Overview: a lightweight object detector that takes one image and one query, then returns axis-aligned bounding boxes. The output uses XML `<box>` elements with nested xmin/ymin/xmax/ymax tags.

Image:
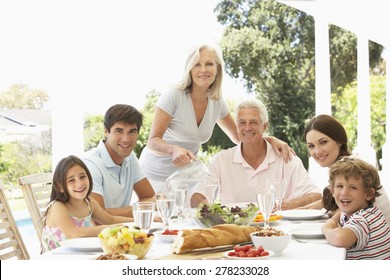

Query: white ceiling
<box><xmin>277</xmin><ymin>0</ymin><xmax>389</xmax><ymax>47</ymax></box>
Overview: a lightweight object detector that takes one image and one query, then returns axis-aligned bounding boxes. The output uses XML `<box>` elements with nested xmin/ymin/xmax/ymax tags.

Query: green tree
<box><xmin>332</xmin><ymin>75</ymin><xmax>386</xmax><ymax>167</ymax></box>
<box><xmin>329</xmin><ymin>28</ymin><xmax>383</xmax><ymax>96</ymax></box>
<box><xmin>0</xmin><ymin>137</ymin><xmax>51</xmax><ymax>187</ymax></box>
<box><xmin>0</xmin><ymin>83</ymin><xmax>49</xmax><ymax>109</ymax></box>
<box><xmin>0</xmin><ymin>83</ymin><xmax>51</xmax><ymax>188</ymax></box>
<box><xmin>137</xmin><ymin>90</ymin><xmax>161</xmax><ymax>156</ymax></box>
<box><xmin>216</xmin><ymin>0</ymin><xmax>316</xmax><ymax>164</ymax></box>
<box><xmin>203</xmin><ymin>98</ymin><xmax>236</xmax><ymax>153</ymax></box>
<box><xmin>214</xmin><ymin>0</ymin><xmax>383</xmax><ymax>167</ymax></box>
<box><xmin>84</xmin><ymin>115</ymin><xmax>104</xmax><ymax>151</ymax></box>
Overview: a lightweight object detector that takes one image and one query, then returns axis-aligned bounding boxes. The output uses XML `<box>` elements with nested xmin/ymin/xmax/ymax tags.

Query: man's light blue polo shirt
<box><xmin>82</xmin><ymin>140</ymin><xmax>145</xmax><ymax>208</ymax></box>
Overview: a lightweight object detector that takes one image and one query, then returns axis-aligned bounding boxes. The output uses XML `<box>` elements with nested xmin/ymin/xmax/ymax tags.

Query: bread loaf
<box><xmin>171</xmin><ymin>224</ymin><xmax>261</xmax><ymax>254</ymax></box>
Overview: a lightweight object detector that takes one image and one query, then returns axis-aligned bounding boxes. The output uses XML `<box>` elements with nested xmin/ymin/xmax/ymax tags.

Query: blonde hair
<box><xmin>328</xmin><ymin>156</ymin><xmax>382</xmax><ymax>204</ymax></box>
<box><xmin>176</xmin><ymin>42</ymin><xmax>224</xmax><ymax>100</ymax></box>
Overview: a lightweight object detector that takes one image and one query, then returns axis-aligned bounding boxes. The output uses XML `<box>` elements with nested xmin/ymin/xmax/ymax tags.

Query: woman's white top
<box><xmin>140</xmin><ymin>88</ymin><xmax>229</xmax><ymax>182</ymax></box>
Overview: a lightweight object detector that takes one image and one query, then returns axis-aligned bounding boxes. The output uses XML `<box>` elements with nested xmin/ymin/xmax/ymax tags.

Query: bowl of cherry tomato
<box><xmin>223</xmin><ymin>244</ymin><xmax>273</xmax><ymax>259</ymax></box>
<box><xmin>154</xmin><ymin>229</ymin><xmax>179</xmax><ymax>243</ymax></box>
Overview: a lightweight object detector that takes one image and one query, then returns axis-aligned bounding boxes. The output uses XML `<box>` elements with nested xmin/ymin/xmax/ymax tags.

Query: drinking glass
<box><xmin>174</xmin><ymin>185</ymin><xmax>188</xmax><ymax>222</ymax></box>
<box><xmin>266</xmin><ymin>178</ymin><xmax>287</xmax><ymax>214</ymax></box>
<box><xmin>155</xmin><ymin>192</ymin><xmax>176</xmax><ymax>230</ymax></box>
<box><xmin>204</xmin><ymin>176</ymin><xmax>220</xmax><ymax>203</ymax></box>
<box><xmin>132</xmin><ymin>201</ymin><xmax>155</xmax><ymax>231</ymax></box>
<box><xmin>256</xmin><ymin>184</ymin><xmax>276</xmax><ymax>229</ymax></box>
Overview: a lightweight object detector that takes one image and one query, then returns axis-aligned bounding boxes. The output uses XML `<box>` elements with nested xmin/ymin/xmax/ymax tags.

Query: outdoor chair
<box><xmin>17</xmin><ymin>173</ymin><xmax>53</xmax><ymax>242</ymax></box>
<box><xmin>0</xmin><ymin>181</ymin><xmax>30</xmax><ymax>260</ymax></box>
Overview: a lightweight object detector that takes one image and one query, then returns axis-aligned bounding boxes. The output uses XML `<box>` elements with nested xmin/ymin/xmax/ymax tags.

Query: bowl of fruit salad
<box><xmin>98</xmin><ymin>225</ymin><xmax>154</xmax><ymax>259</ymax></box>
<box><xmin>193</xmin><ymin>202</ymin><xmax>259</xmax><ymax>228</ymax></box>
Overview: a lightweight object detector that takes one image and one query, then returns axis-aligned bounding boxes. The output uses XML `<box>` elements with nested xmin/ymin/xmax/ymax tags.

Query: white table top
<box><xmin>33</xmin><ymin>217</ymin><xmax>346</xmax><ymax>260</ymax></box>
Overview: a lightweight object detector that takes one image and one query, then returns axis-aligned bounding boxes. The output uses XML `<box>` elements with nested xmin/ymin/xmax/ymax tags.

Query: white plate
<box><xmin>290</xmin><ymin>224</ymin><xmax>325</xmax><ymax>239</ymax></box>
<box><xmin>223</xmin><ymin>250</ymin><xmax>274</xmax><ymax>260</ymax></box>
<box><xmin>251</xmin><ymin>219</ymin><xmax>282</xmax><ymax>226</ymax></box>
<box><xmin>90</xmin><ymin>253</ymin><xmax>138</xmax><ymax>260</ymax></box>
<box><xmin>280</xmin><ymin>209</ymin><xmax>326</xmax><ymax>220</ymax></box>
<box><xmin>60</xmin><ymin>237</ymin><xmax>101</xmax><ymax>251</ymax></box>
<box><xmin>154</xmin><ymin>230</ymin><xmax>178</xmax><ymax>243</ymax></box>
<box><xmin>250</xmin><ymin>221</ymin><xmax>281</xmax><ymax>227</ymax></box>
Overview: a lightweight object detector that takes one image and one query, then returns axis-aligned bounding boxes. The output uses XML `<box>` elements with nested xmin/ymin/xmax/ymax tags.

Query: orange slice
<box><xmin>253</xmin><ymin>213</ymin><xmax>283</xmax><ymax>223</ymax></box>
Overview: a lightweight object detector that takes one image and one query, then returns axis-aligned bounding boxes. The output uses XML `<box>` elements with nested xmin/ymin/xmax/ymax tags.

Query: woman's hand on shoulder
<box><xmin>265</xmin><ymin>136</ymin><xmax>295</xmax><ymax>162</ymax></box>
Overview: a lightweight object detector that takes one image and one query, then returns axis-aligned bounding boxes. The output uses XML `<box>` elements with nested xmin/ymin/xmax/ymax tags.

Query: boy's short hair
<box><xmin>328</xmin><ymin>156</ymin><xmax>382</xmax><ymax>204</ymax></box>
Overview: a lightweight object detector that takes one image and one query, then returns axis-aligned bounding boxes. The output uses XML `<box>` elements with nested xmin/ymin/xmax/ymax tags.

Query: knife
<box><xmin>189</xmin><ymin>241</ymin><xmax>253</xmax><ymax>255</ymax></box>
<box><xmin>148</xmin><ymin>227</ymin><xmax>164</xmax><ymax>234</ymax></box>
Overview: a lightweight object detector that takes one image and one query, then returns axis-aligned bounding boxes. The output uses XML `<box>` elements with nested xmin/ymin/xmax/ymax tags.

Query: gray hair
<box><xmin>176</xmin><ymin>42</ymin><xmax>224</xmax><ymax>100</ymax></box>
<box><xmin>235</xmin><ymin>98</ymin><xmax>269</xmax><ymax>124</ymax></box>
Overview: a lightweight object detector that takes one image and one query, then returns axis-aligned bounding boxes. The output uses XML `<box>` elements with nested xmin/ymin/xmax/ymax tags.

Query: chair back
<box><xmin>17</xmin><ymin>173</ymin><xmax>53</xmax><ymax>242</ymax></box>
<box><xmin>0</xmin><ymin>181</ymin><xmax>30</xmax><ymax>260</ymax></box>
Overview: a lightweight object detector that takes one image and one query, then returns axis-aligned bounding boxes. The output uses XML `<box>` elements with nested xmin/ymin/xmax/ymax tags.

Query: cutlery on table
<box><xmin>189</xmin><ymin>241</ymin><xmax>253</xmax><ymax>255</ymax></box>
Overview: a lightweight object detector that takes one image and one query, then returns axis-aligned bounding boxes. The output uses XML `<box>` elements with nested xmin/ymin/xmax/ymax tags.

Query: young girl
<box><xmin>322</xmin><ymin>156</ymin><xmax>390</xmax><ymax>259</ymax></box>
<box><xmin>41</xmin><ymin>155</ymin><xmax>134</xmax><ymax>252</ymax></box>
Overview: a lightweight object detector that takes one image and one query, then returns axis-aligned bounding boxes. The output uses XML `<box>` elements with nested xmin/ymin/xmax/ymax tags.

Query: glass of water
<box><xmin>256</xmin><ymin>184</ymin><xmax>275</xmax><ymax>229</ymax></box>
<box><xmin>204</xmin><ymin>176</ymin><xmax>220</xmax><ymax>203</ymax></box>
<box><xmin>132</xmin><ymin>201</ymin><xmax>155</xmax><ymax>232</ymax></box>
<box><xmin>174</xmin><ymin>185</ymin><xmax>188</xmax><ymax>222</ymax></box>
<box><xmin>266</xmin><ymin>178</ymin><xmax>287</xmax><ymax>214</ymax></box>
<box><xmin>155</xmin><ymin>192</ymin><xmax>176</xmax><ymax>230</ymax></box>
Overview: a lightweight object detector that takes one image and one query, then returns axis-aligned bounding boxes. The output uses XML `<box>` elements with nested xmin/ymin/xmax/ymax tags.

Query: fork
<box><xmin>292</xmin><ymin>236</ymin><xmax>308</xmax><ymax>243</ymax></box>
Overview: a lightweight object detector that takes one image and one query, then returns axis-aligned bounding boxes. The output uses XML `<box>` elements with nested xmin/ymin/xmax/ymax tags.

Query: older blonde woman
<box><xmin>139</xmin><ymin>42</ymin><xmax>293</xmax><ymax>193</ymax></box>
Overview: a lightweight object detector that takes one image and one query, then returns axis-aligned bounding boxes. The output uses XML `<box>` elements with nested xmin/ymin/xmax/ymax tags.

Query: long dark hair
<box><xmin>304</xmin><ymin>114</ymin><xmax>351</xmax><ymax>160</ymax></box>
<box><xmin>41</xmin><ymin>155</ymin><xmax>93</xmax><ymax>253</ymax></box>
<box><xmin>49</xmin><ymin>155</ymin><xmax>93</xmax><ymax>203</ymax></box>
<box><xmin>304</xmin><ymin>114</ymin><xmax>352</xmax><ymax>212</ymax></box>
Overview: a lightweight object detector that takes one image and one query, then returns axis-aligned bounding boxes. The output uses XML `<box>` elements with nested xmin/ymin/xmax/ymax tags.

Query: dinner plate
<box><xmin>290</xmin><ymin>224</ymin><xmax>325</xmax><ymax>239</ymax></box>
<box><xmin>60</xmin><ymin>237</ymin><xmax>101</xmax><ymax>251</ymax></box>
<box><xmin>223</xmin><ymin>250</ymin><xmax>274</xmax><ymax>260</ymax></box>
<box><xmin>250</xmin><ymin>220</ymin><xmax>281</xmax><ymax>226</ymax></box>
<box><xmin>90</xmin><ymin>253</ymin><xmax>138</xmax><ymax>260</ymax></box>
<box><xmin>279</xmin><ymin>209</ymin><xmax>326</xmax><ymax>220</ymax></box>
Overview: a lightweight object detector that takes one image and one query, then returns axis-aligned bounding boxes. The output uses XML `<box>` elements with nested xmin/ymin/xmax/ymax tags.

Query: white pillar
<box><xmin>380</xmin><ymin>43</ymin><xmax>390</xmax><ymax>195</ymax></box>
<box><xmin>315</xmin><ymin>15</ymin><xmax>332</xmax><ymax>115</ymax></box>
<box><xmin>353</xmin><ymin>35</ymin><xmax>377</xmax><ymax>166</ymax></box>
<box><xmin>51</xmin><ymin>88</ymin><xmax>84</xmax><ymax>169</ymax></box>
<box><xmin>309</xmin><ymin>15</ymin><xmax>332</xmax><ymax>186</ymax></box>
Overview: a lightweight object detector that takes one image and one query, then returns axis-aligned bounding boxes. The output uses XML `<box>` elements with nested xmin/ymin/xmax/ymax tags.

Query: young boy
<box><xmin>322</xmin><ymin>156</ymin><xmax>390</xmax><ymax>259</ymax></box>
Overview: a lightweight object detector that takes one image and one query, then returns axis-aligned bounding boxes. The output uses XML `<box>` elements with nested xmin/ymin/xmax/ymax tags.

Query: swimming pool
<box><xmin>16</xmin><ymin>218</ymin><xmax>41</xmax><ymax>257</ymax></box>
<box><xmin>16</xmin><ymin>218</ymin><xmax>35</xmax><ymax>234</ymax></box>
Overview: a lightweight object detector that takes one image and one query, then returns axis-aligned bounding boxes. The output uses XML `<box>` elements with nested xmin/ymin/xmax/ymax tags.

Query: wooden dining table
<box><xmin>32</xmin><ymin>210</ymin><xmax>346</xmax><ymax>261</ymax></box>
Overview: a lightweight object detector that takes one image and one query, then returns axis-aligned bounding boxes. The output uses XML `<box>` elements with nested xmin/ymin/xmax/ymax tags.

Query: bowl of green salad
<box><xmin>193</xmin><ymin>202</ymin><xmax>259</xmax><ymax>228</ymax></box>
